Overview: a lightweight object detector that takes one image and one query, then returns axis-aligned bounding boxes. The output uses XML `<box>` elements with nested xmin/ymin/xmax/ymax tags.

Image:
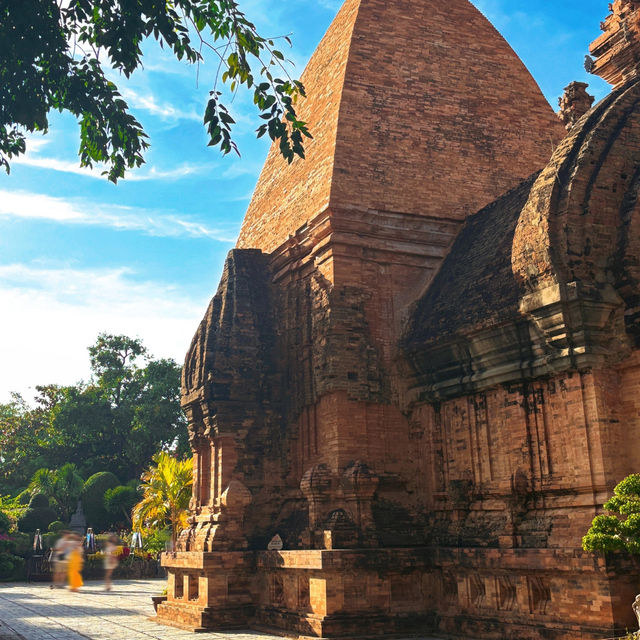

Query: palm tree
<box><xmin>132</xmin><ymin>452</ymin><xmax>193</xmax><ymax>546</ymax></box>
<box><xmin>28</xmin><ymin>468</ymin><xmax>56</xmax><ymax>499</ymax></box>
<box><xmin>28</xmin><ymin>465</ymin><xmax>84</xmax><ymax>522</ymax></box>
<box><xmin>53</xmin><ymin>463</ymin><xmax>84</xmax><ymax>522</ymax></box>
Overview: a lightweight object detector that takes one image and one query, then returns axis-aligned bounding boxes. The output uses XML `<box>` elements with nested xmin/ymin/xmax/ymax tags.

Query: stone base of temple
<box><xmin>155</xmin><ymin>602</ymin><xmax>256</xmax><ymax>632</ymax></box>
<box><xmin>156</xmin><ymin>549</ymin><xmax>638</xmax><ymax>639</ymax></box>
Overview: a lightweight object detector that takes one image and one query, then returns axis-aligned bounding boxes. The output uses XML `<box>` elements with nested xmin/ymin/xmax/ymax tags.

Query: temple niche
<box><xmin>157</xmin><ymin>1</ymin><xmax>640</xmax><ymax>639</ymax></box>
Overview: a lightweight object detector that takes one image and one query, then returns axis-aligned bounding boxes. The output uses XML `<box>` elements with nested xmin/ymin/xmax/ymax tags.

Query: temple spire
<box><xmin>557</xmin><ymin>81</ymin><xmax>595</xmax><ymax>130</ymax></box>
<box><xmin>589</xmin><ymin>0</ymin><xmax>640</xmax><ymax>87</ymax></box>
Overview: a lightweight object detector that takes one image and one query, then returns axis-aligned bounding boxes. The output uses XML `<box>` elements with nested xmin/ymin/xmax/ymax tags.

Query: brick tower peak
<box><xmin>237</xmin><ymin>0</ymin><xmax>565</xmax><ymax>255</ymax></box>
<box><xmin>557</xmin><ymin>81</ymin><xmax>595</xmax><ymax>130</ymax></box>
<box><xmin>589</xmin><ymin>0</ymin><xmax>640</xmax><ymax>87</ymax></box>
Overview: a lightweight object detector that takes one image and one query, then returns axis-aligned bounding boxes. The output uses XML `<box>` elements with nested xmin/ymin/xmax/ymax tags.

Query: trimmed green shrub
<box><xmin>11</xmin><ymin>532</ymin><xmax>31</xmax><ymax>556</ymax></box>
<box><xmin>17</xmin><ymin>506</ymin><xmax>57</xmax><ymax>533</ymax></box>
<box><xmin>81</xmin><ymin>472</ymin><xmax>119</xmax><ymax>531</ymax></box>
<box><xmin>0</xmin><ymin>531</ymin><xmax>29</xmax><ymax>580</ymax></box>
<box><xmin>583</xmin><ymin>473</ymin><xmax>640</xmax><ymax>554</ymax></box>
<box><xmin>0</xmin><ymin>511</ymin><xmax>11</xmax><ymax>534</ymax></box>
<box><xmin>0</xmin><ymin>552</ymin><xmax>24</xmax><ymax>580</ymax></box>
<box><xmin>104</xmin><ymin>485</ymin><xmax>136</xmax><ymax>525</ymax></box>
<box><xmin>42</xmin><ymin>532</ymin><xmax>60</xmax><ymax>549</ymax></box>
<box><xmin>48</xmin><ymin>520</ymin><xmax>65</xmax><ymax>533</ymax></box>
<box><xmin>28</xmin><ymin>493</ymin><xmax>50</xmax><ymax>510</ymax></box>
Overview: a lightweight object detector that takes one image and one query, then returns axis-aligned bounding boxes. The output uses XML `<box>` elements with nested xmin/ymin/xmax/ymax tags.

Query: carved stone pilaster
<box><xmin>341</xmin><ymin>461</ymin><xmax>379</xmax><ymax>545</ymax></box>
<box><xmin>192</xmin><ymin>480</ymin><xmax>253</xmax><ymax>552</ymax></box>
<box><xmin>300</xmin><ymin>463</ymin><xmax>333</xmax><ymax>531</ymax></box>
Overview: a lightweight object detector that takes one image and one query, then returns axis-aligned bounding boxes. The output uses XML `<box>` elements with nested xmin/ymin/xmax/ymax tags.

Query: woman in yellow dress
<box><xmin>67</xmin><ymin>534</ymin><xmax>84</xmax><ymax>591</ymax></box>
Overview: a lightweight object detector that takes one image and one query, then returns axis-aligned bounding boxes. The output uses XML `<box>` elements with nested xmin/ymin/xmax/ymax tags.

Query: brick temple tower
<box><xmin>157</xmin><ymin>1</ymin><xmax>640</xmax><ymax>638</ymax></box>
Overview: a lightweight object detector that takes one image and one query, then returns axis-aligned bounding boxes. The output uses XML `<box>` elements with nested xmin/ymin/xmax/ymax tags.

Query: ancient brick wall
<box><xmin>160</xmin><ymin>2</ymin><xmax>640</xmax><ymax>639</ymax></box>
<box><xmin>405</xmin><ymin>363</ymin><xmax>640</xmax><ymax>551</ymax></box>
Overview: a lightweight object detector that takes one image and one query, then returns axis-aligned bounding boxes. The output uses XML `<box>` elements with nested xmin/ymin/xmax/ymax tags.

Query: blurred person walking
<box><xmin>51</xmin><ymin>532</ymin><xmax>74</xmax><ymax>588</ymax></box>
<box><xmin>67</xmin><ymin>534</ymin><xmax>84</xmax><ymax>592</ymax></box>
<box><xmin>103</xmin><ymin>534</ymin><xmax>119</xmax><ymax>591</ymax></box>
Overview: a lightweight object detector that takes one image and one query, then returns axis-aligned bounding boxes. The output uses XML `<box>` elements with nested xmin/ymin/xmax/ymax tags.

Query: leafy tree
<box><xmin>17</xmin><ymin>497</ymin><xmax>58</xmax><ymax>533</ymax></box>
<box><xmin>86</xmin><ymin>334</ymin><xmax>188</xmax><ymax>477</ymax></box>
<box><xmin>130</xmin><ymin>358</ymin><xmax>191</xmax><ymax>463</ymax></box>
<box><xmin>0</xmin><ymin>495</ymin><xmax>25</xmax><ymax>547</ymax></box>
<box><xmin>0</xmin><ymin>0</ymin><xmax>310</xmax><ymax>181</ymax></box>
<box><xmin>0</xmin><ymin>395</ymin><xmax>51</xmax><ymax>490</ymax></box>
<box><xmin>132</xmin><ymin>452</ymin><xmax>193</xmax><ymax>546</ymax></box>
<box><xmin>22</xmin><ymin>465</ymin><xmax>83</xmax><ymax>523</ymax></box>
<box><xmin>0</xmin><ymin>334</ymin><xmax>187</xmax><ymax>487</ymax></box>
<box><xmin>41</xmin><ymin>385</ymin><xmax>115</xmax><ymax>477</ymax></box>
<box><xmin>89</xmin><ymin>334</ymin><xmax>146</xmax><ymax>408</ymax></box>
<box><xmin>583</xmin><ymin>474</ymin><xmax>640</xmax><ymax>554</ymax></box>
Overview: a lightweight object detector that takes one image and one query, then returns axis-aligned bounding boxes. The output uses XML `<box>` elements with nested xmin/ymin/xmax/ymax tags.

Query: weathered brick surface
<box><xmin>158</xmin><ymin>2</ymin><xmax>640</xmax><ymax>640</ymax></box>
<box><xmin>237</xmin><ymin>0</ymin><xmax>564</xmax><ymax>254</ymax></box>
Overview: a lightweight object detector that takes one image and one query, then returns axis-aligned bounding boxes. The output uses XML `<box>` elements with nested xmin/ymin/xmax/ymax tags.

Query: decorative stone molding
<box><xmin>589</xmin><ymin>0</ymin><xmax>640</xmax><ymax>87</ymax></box>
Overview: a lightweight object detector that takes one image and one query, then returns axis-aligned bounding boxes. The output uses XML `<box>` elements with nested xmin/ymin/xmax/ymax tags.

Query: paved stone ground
<box><xmin>0</xmin><ymin>580</ymin><xmax>449</xmax><ymax>640</ymax></box>
<box><xmin>0</xmin><ymin>579</ymin><xmax>283</xmax><ymax>640</ymax></box>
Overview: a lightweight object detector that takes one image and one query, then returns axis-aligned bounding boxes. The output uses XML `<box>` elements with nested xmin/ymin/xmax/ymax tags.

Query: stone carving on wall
<box><xmin>300</xmin><ymin>461</ymin><xmax>379</xmax><ymax>549</ymax></box>
<box><xmin>528</xmin><ymin>577</ymin><xmax>551</xmax><ymax>615</ymax></box>
<box><xmin>497</xmin><ymin>576</ymin><xmax>517</xmax><ymax>612</ymax></box>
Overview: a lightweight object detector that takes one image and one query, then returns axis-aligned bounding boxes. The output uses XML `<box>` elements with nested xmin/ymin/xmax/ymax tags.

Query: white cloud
<box><xmin>221</xmin><ymin>159</ymin><xmax>264</xmax><ymax>180</ymax></box>
<box><xmin>11</xmin><ymin>154</ymin><xmax>212</xmax><ymax>182</ymax></box>
<box><xmin>127</xmin><ymin>164</ymin><xmax>208</xmax><ymax>182</ymax></box>
<box><xmin>0</xmin><ymin>264</ymin><xmax>212</xmax><ymax>402</ymax></box>
<box><xmin>14</xmin><ymin>128</ymin><xmax>218</xmax><ymax>182</ymax></box>
<box><xmin>12</xmin><ymin>155</ymin><xmax>102</xmax><ymax>178</ymax></box>
<box><xmin>0</xmin><ymin>190</ymin><xmax>238</xmax><ymax>241</ymax></box>
<box><xmin>23</xmin><ymin>134</ymin><xmax>53</xmax><ymax>154</ymax></box>
<box><xmin>141</xmin><ymin>59</ymin><xmax>194</xmax><ymax>76</ymax></box>
<box><xmin>119</xmin><ymin>87</ymin><xmax>201</xmax><ymax>122</ymax></box>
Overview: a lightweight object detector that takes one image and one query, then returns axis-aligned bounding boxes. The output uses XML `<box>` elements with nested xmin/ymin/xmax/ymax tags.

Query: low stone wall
<box><xmin>157</xmin><ymin>548</ymin><xmax>639</xmax><ymax>640</ymax></box>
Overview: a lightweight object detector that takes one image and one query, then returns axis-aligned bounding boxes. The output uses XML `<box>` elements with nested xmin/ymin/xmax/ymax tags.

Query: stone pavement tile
<box><xmin>0</xmin><ymin>617</ymin><xmax>25</xmax><ymax>640</ymax></box>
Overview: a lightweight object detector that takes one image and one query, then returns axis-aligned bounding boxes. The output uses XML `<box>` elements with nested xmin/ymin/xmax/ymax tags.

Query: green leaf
<box><xmin>0</xmin><ymin>0</ymin><xmax>310</xmax><ymax>178</ymax></box>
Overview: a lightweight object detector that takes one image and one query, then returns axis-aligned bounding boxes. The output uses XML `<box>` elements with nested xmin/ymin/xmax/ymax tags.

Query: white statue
<box><xmin>633</xmin><ymin>594</ymin><xmax>640</xmax><ymax>632</ymax></box>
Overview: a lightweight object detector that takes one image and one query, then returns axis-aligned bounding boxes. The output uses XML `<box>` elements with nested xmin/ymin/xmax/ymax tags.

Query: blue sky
<box><xmin>0</xmin><ymin>1</ymin><xmax>612</xmax><ymax>401</ymax></box>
